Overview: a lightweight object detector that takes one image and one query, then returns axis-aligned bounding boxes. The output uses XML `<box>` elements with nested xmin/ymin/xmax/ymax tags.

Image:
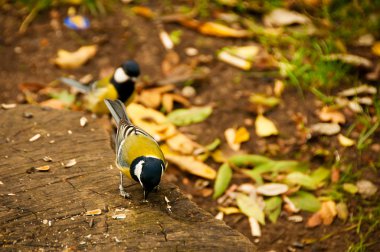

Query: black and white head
<box><xmin>130</xmin><ymin>156</ymin><xmax>165</xmax><ymax>200</ymax></box>
<box><xmin>112</xmin><ymin>60</ymin><xmax>140</xmax><ymax>85</ymax></box>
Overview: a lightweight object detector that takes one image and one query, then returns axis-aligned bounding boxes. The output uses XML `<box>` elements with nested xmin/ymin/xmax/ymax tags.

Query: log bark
<box><xmin>0</xmin><ymin>105</ymin><xmax>255</xmax><ymax>251</ymax></box>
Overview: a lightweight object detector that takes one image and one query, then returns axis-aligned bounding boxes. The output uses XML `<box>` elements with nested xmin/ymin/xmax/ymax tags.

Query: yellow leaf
<box><xmin>319</xmin><ymin>201</ymin><xmax>337</xmax><ymax>225</ymax></box>
<box><xmin>162</xmin><ymin>93</ymin><xmax>174</xmax><ymax>112</ymax></box>
<box><xmin>211</xmin><ymin>150</ymin><xmax>227</xmax><ymax>163</ymax></box>
<box><xmin>338</xmin><ymin>134</ymin><xmax>355</xmax><ymax>147</ymax></box>
<box><xmin>225</xmin><ymin>128</ymin><xmax>240</xmax><ymax>151</ymax></box>
<box><xmin>255</xmin><ymin>114</ymin><xmax>278</xmax><ymax>137</ymax></box>
<box><xmin>138</xmin><ymin>90</ymin><xmax>162</xmax><ymax>108</ymax></box>
<box><xmin>318</xmin><ymin>106</ymin><xmax>346</xmax><ymax>124</ymax></box>
<box><xmin>218</xmin><ymin>206</ymin><xmax>240</xmax><ymax>215</ymax></box>
<box><xmin>54</xmin><ymin>45</ymin><xmax>97</xmax><ymax>69</ymax></box>
<box><xmin>234</xmin><ymin>127</ymin><xmax>250</xmax><ymax>144</ymax></box>
<box><xmin>274</xmin><ymin>79</ymin><xmax>285</xmax><ymax>97</ymax></box>
<box><xmin>131</xmin><ymin>6</ymin><xmax>155</xmax><ymax>19</ymax></box>
<box><xmin>198</xmin><ymin>22</ymin><xmax>250</xmax><ymax>38</ymax></box>
<box><xmin>126</xmin><ymin>103</ymin><xmax>177</xmax><ymax>141</ymax></box>
<box><xmin>218</xmin><ymin>51</ymin><xmax>252</xmax><ymax>70</ymax></box>
<box><xmin>166</xmin><ymin>133</ymin><xmax>203</xmax><ymax>155</ymax></box>
<box><xmin>371</xmin><ymin>42</ymin><xmax>380</xmax><ymax>56</ymax></box>
<box><xmin>164</xmin><ymin>152</ymin><xmax>216</xmax><ymax>180</ymax></box>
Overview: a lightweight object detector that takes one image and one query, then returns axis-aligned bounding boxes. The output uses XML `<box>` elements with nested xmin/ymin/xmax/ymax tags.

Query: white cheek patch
<box><xmin>114</xmin><ymin>67</ymin><xmax>129</xmax><ymax>83</ymax></box>
<box><xmin>134</xmin><ymin>160</ymin><xmax>144</xmax><ymax>186</ymax></box>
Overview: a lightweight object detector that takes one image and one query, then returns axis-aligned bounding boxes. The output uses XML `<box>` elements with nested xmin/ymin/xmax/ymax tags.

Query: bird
<box><xmin>59</xmin><ymin>60</ymin><xmax>140</xmax><ymax>114</ymax></box>
<box><xmin>104</xmin><ymin>98</ymin><xmax>167</xmax><ymax>200</ymax></box>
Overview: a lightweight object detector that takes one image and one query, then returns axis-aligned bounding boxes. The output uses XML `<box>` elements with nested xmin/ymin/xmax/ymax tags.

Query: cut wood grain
<box><xmin>0</xmin><ymin>105</ymin><xmax>255</xmax><ymax>251</ymax></box>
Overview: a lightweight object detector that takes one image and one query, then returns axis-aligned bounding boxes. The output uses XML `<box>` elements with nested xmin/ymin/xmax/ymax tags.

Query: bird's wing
<box><xmin>59</xmin><ymin>77</ymin><xmax>92</xmax><ymax>93</ymax></box>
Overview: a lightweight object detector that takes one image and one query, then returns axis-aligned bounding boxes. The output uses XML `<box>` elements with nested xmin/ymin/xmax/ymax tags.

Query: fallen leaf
<box><xmin>162</xmin><ymin>94</ymin><xmax>174</xmax><ymax>112</ymax></box>
<box><xmin>225</xmin><ymin>128</ymin><xmax>240</xmax><ymax>151</ymax></box>
<box><xmin>338</xmin><ymin>134</ymin><xmax>355</xmax><ymax>147</ymax></box>
<box><xmin>323</xmin><ymin>54</ymin><xmax>373</xmax><ymax>68</ymax></box>
<box><xmin>164</xmin><ymin>152</ymin><xmax>216</xmax><ymax>180</ymax></box>
<box><xmin>255</xmin><ymin>114</ymin><xmax>279</xmax><ymax>137</ymax></box>
<box><xmin>218</xmin><ymin>206</ymin><xmax>240</xmax><ymax>215</ymax></box>
<box><xmin>310</xmin><ymin>123</ymin><xmax>341</xmax><ymax>136</ymax></box>
<box><xmin>131</xmin><ymin>6</ymin><xmax>155</xmax><ymax>19</ymax></box>
<box><xmin>256</xmin><ymin>183</ymin><xmax>289</xmax><ymax>196</ymax></box>
<box><xmin>318</xmin><ymin>106</ymin><xmax>346</xmax><ymax>124</ymax></box>
<box><xmin>166</xmin><ymin>133</ymin><xmax>202</xmax><ymax>155</ymax></box>
<box><xmin>249</xmin><ymin>94</ymin><xmax>280</xmax><ymax>108</ymax></box>
<box><xmin>356</xmin><ymin>179</ymin><xmax>378</xmax><ymax>198</ymax></box>
<box><xmin>218</xmin><ymin>51</ymin><xmax>252</xmax><ymax>70</ymax></box>
<box><xmin>85</xmin><ymin>209</ymin><xmax>102</xmax><ymax>216</ymax></box>
<box><xmin>338</xmin><ymin>84</ymin><xmax>377</xmax><ymax>97</ymax></box>
<box><xmin>236</xmin><ymin>193</ymin><xmax>265</xmax><ymax>224</ymax></box>
<box><xmin>167</xmin><ymin>106</ymin><xmax>212</xmax><ymax>126</ymax></box>
<box><xmin>127</xmin><ymin>103</ymin><xmax>177</xmax><ymax>141</ymax></box>
<box><xmin>226</xmin><ymin>45</ymin><xmax>260</xmax><ymax>61</ymax></box>
<box><xmin>372</xmin><ymin>41</ymin><xmax>380</xmax><ymax>56</ymax></box>
<box><xmin>63</xmin><ymin>159</ymin><xmax>77</xmax><ymax>168</ymax></box>
<box><xmin>264</xmin><ymin>196</ymin><xmax>282</xmax><ymax>223</ymax></box>
<box><xmin>215</xmin><ymin>212</ymin><xmax>224</xmax><ymax>220</ymax></box>
<box><xmin>263</xmin><ymin>8</ymin><xmax>311</xmax><ymax>27</ymax></box>
<box><xmin>50</xmin><ymin>90</ymin><xmax>76</xmax><ymax>106</ymax></box>
<box><xmin>1</xmin><ymin>103</ymin><xmax>17</xmax><ymax>110</ymax></box>
<box><xmin>274</xmin><ymin>79</ymin><xmax>285</xmax><ymax>97</ymax></box>
<box><xmin>234</xmin><ymin>127</ymin><xmax>250</xmax><ymax>144</ymax></box>
<box><xmin>198</xmin><ymin>22</ymin><xmax>250</xmax><ymax>38</ymax></box>
<box><xmin>211</xmin><ymin>150</ymin><xmax>227</xmax><ymax>163</ymax></box>
<box><xmin>29</xmin><ymin>134</ymin><xmax>41</xmax><ymax>142</ymax></box>
<box><xmin>39</xmin><ymin>99</ymin><xmax>66</xmax><ymax>110</ymax></box>
<box><xmin>343</xmin><ymin>183</ymin><xmax>358</xmax><ymax>194</ymax></box>
<box><xmin>331</xmin><ymin>167</ymin><xmax>340</xmax><ymax>183</ymax></box>
<box><xmin>139</xmin><ymin>90</ymin><xmax>162</xmax><ymax>109</ymax></box>
<box><xmin>336</xmin><ymin>202</ymin><xmax>349</xmax><ymax>221</ymax></box>
<box><xmin>213</xmin><ymin>163</ymin><xmax>232</xmax><ymax>199</ymax></box>
<box><xmin>159</xmin><ymin>29</ymin><xmax>174</xmax><ymax>50</ymax></box>
<box><xmin>318</xmin><ymin>201</ymin><xmax>337</xmax><ymax>225</ymax></box>
<box><xmin>310</xmin><ymin>167</ymin><xmax>330</xmax><ymax>187</ymax></box>
<box><xmin>283</xmin><ymin>196</ymin><xmax>300</xmax><ymax>213</ymax></box>
<box><xmin>286</xmin><ymin>172</ymin><xmax>317</xmax><ymax>190</ymax></box>
<box><xmin>288</xmin><ymin>191</ymin><xmax>321</xmax><ymax>212</ymax></box>
<box><xmin>54</xmin><ymin>45</ymin><xmax>98</xmax><ymax>69</ymax></box>
<box><xmin>205</xmin><ymin>138</ymin><xmax>221</xmax><ymax>151</ymax></box>
<box><xmin>35</xmin><ymin>165</ymin><xmax>50</xmax><ymax>172</ymax></box>
<box><xmin>249</xmin><ymin>217</ymin><xmax>261</xmax><ymax>237</ymax></box>
<box><xmin>306</xmin><ymin>212</ymin><xmax>322</xmax><ymax>228</ymax></box>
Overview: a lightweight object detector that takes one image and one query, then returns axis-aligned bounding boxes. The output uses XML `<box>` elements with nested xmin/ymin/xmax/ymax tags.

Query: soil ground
<box><xmin>1</xmin><ymin>2</ymin><xmax>379</xmax><ymax>251</ymax></box>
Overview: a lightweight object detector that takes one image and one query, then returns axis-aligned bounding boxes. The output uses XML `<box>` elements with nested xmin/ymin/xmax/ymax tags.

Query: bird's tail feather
<box><xmin>59</xmin><ymin>77</ymin><xmax>91</xmax><ymax>93</ymax></box>
<box><xmin>104</xmin><ymin>99</ymin><xmax>131</xmax><ymax>125</ymax></box>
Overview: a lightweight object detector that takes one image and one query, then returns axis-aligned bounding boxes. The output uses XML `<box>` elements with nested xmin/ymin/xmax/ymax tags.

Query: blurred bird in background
<box><xmin>59</xmin><ymin>60</ymin><xmax>140</xmax><ymax>114</ymax></box>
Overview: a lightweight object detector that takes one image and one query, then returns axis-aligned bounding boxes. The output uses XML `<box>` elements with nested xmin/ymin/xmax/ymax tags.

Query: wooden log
<box><xmin>0</xmin><ymin>105</ymin><xmax>256</xmax><ymax>251</ymax></box>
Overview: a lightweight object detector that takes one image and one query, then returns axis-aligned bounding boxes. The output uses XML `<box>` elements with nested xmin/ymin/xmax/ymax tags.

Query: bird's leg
<box><xmin>119</xmin><ymin>172</ymin><xmax>131</xmax><ymax>198</ymax></box>
<box><xmin>153</xmin><ymin>185</ymin><xmax>160</xmax><ymax>192</ymax></box>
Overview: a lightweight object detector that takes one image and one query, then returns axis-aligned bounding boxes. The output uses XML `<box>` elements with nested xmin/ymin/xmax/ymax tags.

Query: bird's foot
<box><xmin>119</xmin><ymin>185</ymin><xmax>131</xmax><ymax>199</ymax></box>
<box><xmin>153</xmin><ymin>185</ymin><xmax>160</xmax><ymax>192</ymax></box>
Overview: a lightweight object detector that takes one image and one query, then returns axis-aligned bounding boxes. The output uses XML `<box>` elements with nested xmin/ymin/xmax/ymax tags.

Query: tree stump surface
<box><xmin>0</xmin><ymin>105</ymin><xmax>255</xmax><ymax>251</ymax></box>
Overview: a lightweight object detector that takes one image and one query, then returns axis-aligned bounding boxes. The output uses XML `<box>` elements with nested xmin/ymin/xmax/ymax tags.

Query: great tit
<box><xmin>104</xmin><ymin>99</ymin><xmax>167</xmax><ymax>200</ymax></box>
<box><xmin>59</xmin><ymin>60</ymin><xmax>140</xmax><ymax>114</ymax></box>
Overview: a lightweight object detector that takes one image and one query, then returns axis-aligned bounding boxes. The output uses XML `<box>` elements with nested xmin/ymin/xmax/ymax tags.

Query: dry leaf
<box><xmin>54</xmin><ymin>45</ymin><xmax>98</xmax><ymax>69</ymax></box>
<box><xmin>319</xmin><ymin>201</ymin><xmax>337</xmax><ymax>225</ymax></box>
<box><xmin>234</xmin><ymin>127</ymin><xmax>250</xmax><ymax>144</ymax></box>
<box><xmin>338</xmin><ymin>134</ymin><xmax>355</xmax><ymax>147</ymax></box>
<box><xmin>166</xmin><ymin>133</ymin><xmax>202</xmax><ymax>155</ymax></box>
<box><xmin>255</xmin><ymin>114</ymin><xmax>279</xmax><ymax>137</ymax></box>
<box><xmin>39</xmin><ymin>99</ymin><xmax>66</xmax><ymax>110</ymax></box>
<box><xmin>372</xmin><ymin>41</ymin><xmax>380</xmax><ymax>56</ymax></box>
<box><xmin>336</xmin><ymin>202</ymin><xmax>349</xmax><ymax>221</ymax></box>
<box><xmin>323</xmin><ymin>54</ymin><xmax>373</xmax><ymax>68</ymax></box>
<box><xmin>162</xmin><ymin>93</ymin><xmax>174</xmax><ymax>112</ymax></box>
<box><xmin>198</xmin><ymin>22</ymin><xmax>250</xmax><ymax>38</ymax></box>
<box><xmin>131</xmin><ymin>6</ymin><xmax>155</xmax><ymax>19</ymax></box>
<box><xmin>29</xmin><ymin>133</ymin><xmax>41</xmax><ymax>142</ymax></box>
<box><xmin>226</xmin><ymin>45</ymin><xmax>260</xmax><ymax>61</ymax></box>
<box><xmin>318</xmin><ymin>106</ymin><xmax>346</xmax><ymax>124</ymax></box>
<box><xmin>218</xmin><ymin>207</ymin><xmax>240</xmax><ymax>215</ymax></box>
<box><xmin>163</xmin><ymin>147</ymin><xmax>216</xmax><ymax>180</ymax></box>
<box><xmin>85</xmin><ymin>209</ymin><xmax>102</xmax><ymax>216</ymax></box>
<box><xmin>338</xmin><ymin>85</ymin><xmax>377</xmax><ymax>97</ymax></box>
<box><xmin>356</xmin><ymin>180</ymin><xmax>378</xmax><ymax>198</ymax></box>
<box><xmin>126</xmin><ymin>103</ymin><xmax>177</xmax><ymax>141</ymax></box>
<box><xmin>225</xmin><ymin>128</ymin><xmax>240</xmax><ymax>151</ymax></box>
<box><xmin>274</xmin><ymin>79</ymin><xmax>285</xmax><ymax>97</ymax></box>
<box><xmin>310</xmin><ymin>123</ymin><xmax>341</xmax><ymax>136</ymax></box>
<box><xmin>218</xmin><ymin>51</ymin><xmax>252</xmax><ymax>70</ymax></box>
<box><xmin>263</xmin><ymin>8</ymin><xmax>311</xmax><ymax>27</ymax></box>
<box><xmin>35</xmin><ymin>165</ymin><xmax>50</xmax><ymax>172</ymax></box>
<box><xmin>256</xmin><ymin>183</ymin><xmax>289</xmax><ymax>196</ymax></box>
<box><xmin>306</xmin><ymin>212</ymin><xmax>322</xmax><ymax>228</ymax></box>
<box><xmin>249</xmin><ymin>217</ymin><xmax>261</xmax><ymax>237</ymax></box>
<box><xmin>139</xmin><ymin>90</ymin><xmax>162</xmax><ymax>109</ymax></box>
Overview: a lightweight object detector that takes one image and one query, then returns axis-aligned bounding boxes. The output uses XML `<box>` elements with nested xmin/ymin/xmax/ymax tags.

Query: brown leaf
<box><xmin>319</xmin><ymin>201</ymin><xmax>337</xmax><ymax>225</ymax></box>
<box><xmin>198</xmin><ymin>22</ymin><xmax>250</xmax><ymax>38</ymax></box>
<box><xmin>39</xmin><ymin>99</ymin><xmax>66</xmax><ymax>110</ymax></box>
<box><xmin>162</xmin><ymin>93</ymin><xmax>174</xmax><ymax>112</ymax></box>
<box><xmin>331</xmin><ymin>167</ymin><xmax>340</xmax><ymax>183</ymax></box>
<box><xmin>318</xmin><ymin>106</ymin><xmax>346</xmax><ymax>124</ymax></box>
<box><xmin>138</xmin><ymin>90</ymin><xmax>162</xmax><ymax>109</ymax></box>
<box><xmin>131</xmin><ymin>6</ymin><xmax>155</xmax><ymax>19</ymax></box>
<box><xmin>166</xmin><ymin>133</ymin><xmax>202</xmax><ymax>155</ymax></box>
<box><xmin>162</xmin><ymin>51</ymin><xmax>180</xmax><ymax>76</ymax></box>
<box><xmin>306</xmin><ymin>212</ymin><xmax>322</xmax><ymax>228</ymax></box>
